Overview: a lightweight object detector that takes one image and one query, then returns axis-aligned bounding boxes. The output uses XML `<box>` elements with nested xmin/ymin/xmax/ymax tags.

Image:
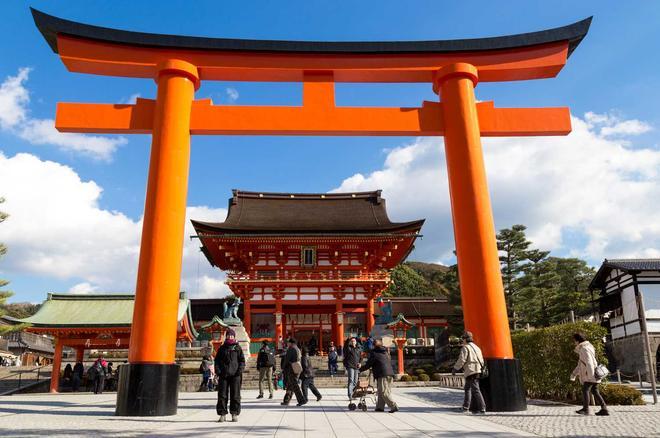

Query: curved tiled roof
<box><xmin>590</xmin><ymin>258</ymin><xmax>660</xmax><ymax>290</ymax></box>
<box><xmin>192</xmin><ymin>190</ymin><xmax>424</xmax><ymax>234</ymax></box>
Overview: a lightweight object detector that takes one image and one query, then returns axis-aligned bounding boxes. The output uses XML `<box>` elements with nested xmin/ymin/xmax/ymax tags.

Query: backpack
<box><xmin>328</xmin><ymin>351</ymin><xmax>338</xmax><ymax>362</ymax></box>
<box><xmin>266</xmin><ymin>350</ymin><xmax>276</xmax><ymax>368</ymax></box>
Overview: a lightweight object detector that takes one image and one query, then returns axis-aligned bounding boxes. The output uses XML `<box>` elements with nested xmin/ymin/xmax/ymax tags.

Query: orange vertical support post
<box><xmin>116</xmin><ymin>59</ymin><xmax>199</xmax><ymax>416</ymax></box>
<box><xmin>275</xmin><ymin>301</ymin><xmax>283</xmax><ymax>346</ymax></box>
<box><xmin>435</xmin><ymin>62</ymin><xmax>526</xmax><ymax>411</ymax></box>
<box><xmin>366</xmin><ymin>297</ymin><xmax>375</xmax><ymax>335</ymax></box>
<box><xmin>244</xmin><ymin>299</ymin><xmax>251</xmax><ymax>336</ymax></box>
<box><xmin>396</xmin><ymin>340</ymin><xmax>405</xmax><ymax>375</ymax></box>
<box><xmin>50</xmin><ymin>338</ymin><xmax>63</xmax><ymax>393</ymax></box>
<box><xmin>75</xmin><ymin>347</ymin><xmax>84</xmax><ymax>363</ymax></box>
<box><xmin>336</xmin><ymin>301</ymin><xmax>345</xmax><ymax>347</ymax></box>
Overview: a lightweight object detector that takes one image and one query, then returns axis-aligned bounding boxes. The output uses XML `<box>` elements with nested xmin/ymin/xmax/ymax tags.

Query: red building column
<box><xmin>117</xmin><ymin>59</ymin><xmax>199</xmax><ymax>416</ymax></box>
<box><xmin>335</xmin><ymin>301</ymin><xmax>345</xmax><ymax>347</ymax></box>
<box><xmin>366</xmin><ymin>298</ymin><xmax>375</xmax><ymax>335</ymax></box>
<box><xmin>75</xmin><ymin>347</ymin><xmax>85</xmax><ymax>363</ymax></box>
<box><xmin>275</xmin><ymin>301</ymin><xmax>283</xmax><ymax>344</ymax></box>
<box><xmin>435</xmin><ymin>62</ymin><xmax>525</xmax><ymax>411</ymax></box>
<box><xmin>244</xmin><ymin>299</ymin><xmax>251</xmax><ymax>336</ymax></box>
<box><xmin>50</xmin><ymin>338</ymin><xmax>63</xmax><ymax>393</ymax></box>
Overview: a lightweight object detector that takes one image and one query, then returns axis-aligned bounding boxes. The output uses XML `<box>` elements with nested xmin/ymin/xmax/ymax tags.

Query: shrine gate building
<box><xmin>192</xmin><ymin>190</ymin><xmax>423</xmax><ymax>351</ymax></box>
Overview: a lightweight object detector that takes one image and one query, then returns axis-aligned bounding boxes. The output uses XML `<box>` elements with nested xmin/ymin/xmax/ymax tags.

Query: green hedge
<box><xmin>399</xmin><ymin>374</ymin><xmax>412</xmax><ymax>382</ymax></box>
<box><xmin>512</xmin><ymin>322</ymin><xmax>608</xmax><ymax>401</ymax></box>
<box><xmin>600</xmin><ymin>384</ymin><xmax>645</xmax><ymax>405</ymax></box>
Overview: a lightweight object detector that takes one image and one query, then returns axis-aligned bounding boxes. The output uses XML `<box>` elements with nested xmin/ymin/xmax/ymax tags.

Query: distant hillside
<box><xmin>405</xmin><ymin>261</ymin><xmax>449</xmax><ymax>282</ymax></box>
<box><xmin>385</xmin><ymin>261</ymin><xmax>451</xmax><ymax>298</ymax></box>
<box><xmin>2</xmin><ymin>302</ymin><xmax>41</xmax><ymax>319</ymax></box>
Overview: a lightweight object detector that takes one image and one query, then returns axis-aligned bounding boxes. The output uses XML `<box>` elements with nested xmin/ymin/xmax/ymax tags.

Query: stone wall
<box><xmin>608</xmin><ymin>333</ymin><xmax>660</xmax><ymax>380</ymax></box>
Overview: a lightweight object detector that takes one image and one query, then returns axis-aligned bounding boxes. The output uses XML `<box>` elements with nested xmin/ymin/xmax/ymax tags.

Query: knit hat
<box><xmin>226</xmin><ymin>328</ymin><xmax>236</xmax><ymax>338</ymax></box>
<box><xmin>461</xmin><ymin>331</ymin><xmax>473</xmax><ymax>341</ymax></box>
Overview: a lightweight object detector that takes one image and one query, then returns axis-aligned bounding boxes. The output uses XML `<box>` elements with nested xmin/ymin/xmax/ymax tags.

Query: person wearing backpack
<box><xmin>214</xmin><ymin>328</ymin><xmax>245</xmax><ymax>423</ymax></box>
<box><xmin>280</xmin><ymin>338</ymin><xmax>305</xmax><ymax>406</ymax></box>
<box><xmin>570</xmin><ymin>332</ymin><xmax>609</xmax><ymax>416</ymax></box>
<box><xmin>452</xmin><ymin>331</ymin><xmax>486</xmax><ymax>414</ymax></box>
<box><xmin>256</xmin><ymin>340</ymin><xmax>276</xmax><ymax>399</ymax></box>
<box><xmin>301</xmin><ymin>346</ymin><xmax>322</xmax><ymax>402</ymax></box>
<box><xmin>199</xmin><ymin>355</ymin><xmax>214</xmax><ymax>392</ymax></box>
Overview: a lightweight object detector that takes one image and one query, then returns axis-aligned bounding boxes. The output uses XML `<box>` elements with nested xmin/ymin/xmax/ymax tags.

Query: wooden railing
<box><xmin>227</xmin><ymin>270</ymin><xmax>389</xmax><ymax>282</ymax></box>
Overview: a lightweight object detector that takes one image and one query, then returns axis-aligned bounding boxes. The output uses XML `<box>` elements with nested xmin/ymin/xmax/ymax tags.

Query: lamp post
<box><xmin>386</xmin><ymin>313</ymin><xmax>414</xmax><ymax>376</ymax></box>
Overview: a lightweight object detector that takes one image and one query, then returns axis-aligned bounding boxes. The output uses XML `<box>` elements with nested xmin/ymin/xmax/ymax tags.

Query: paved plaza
<box><xmin>1</xmin><ymin>387</ymin><xmax>659</xmax><ymax>437</ymax></box>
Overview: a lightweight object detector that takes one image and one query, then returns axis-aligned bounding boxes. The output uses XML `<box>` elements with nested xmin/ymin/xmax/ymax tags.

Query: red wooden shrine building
<box><xmin>192</xmin><ymin>190</ymin><xmax>423</xmax><ymax>351</ymax></box>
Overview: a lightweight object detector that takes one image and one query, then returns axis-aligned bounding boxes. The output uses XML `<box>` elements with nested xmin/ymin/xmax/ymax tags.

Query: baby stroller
<box><xmin>348</xmin><ymin>370</ymin><xmax>376</xmax><ymax>411</ymax></box>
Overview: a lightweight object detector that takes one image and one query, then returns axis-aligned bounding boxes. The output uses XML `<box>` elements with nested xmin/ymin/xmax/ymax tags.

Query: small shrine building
<box><xmin>192</xmin><ymin>190</ymin><xmax>424</xmax><ymax>352</ymax></box>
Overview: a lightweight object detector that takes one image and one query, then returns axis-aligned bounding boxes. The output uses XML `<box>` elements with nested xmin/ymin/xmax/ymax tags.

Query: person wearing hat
<box><xmin>256</xmin><ymin>340</ymin><xmax>276</xmax><ymax>399</ymax></box>
<box><xmin>214</xmin><ymin>328</ymin><xmax>245</xmax><ymax>422</ymax></box>
<box><xmin>360</xmin><ymin>338</ymin><xmax>398</xmax><ymax>413</ymax></box>
<box><xmin>452</xmin><ymin>331</ymin><xmax>486</xmax><ymax>414</ymax></box>
<box><xmin>280</xmin><ymin>337</ymin><xmax>306</xmax><ymax>406</ymax></box>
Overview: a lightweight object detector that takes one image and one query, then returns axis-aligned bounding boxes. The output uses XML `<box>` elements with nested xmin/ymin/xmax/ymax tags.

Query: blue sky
<box><xmin>2</xmin><ymin>1</ymin><xmax>660</xmax><ymax>302</ymax></box>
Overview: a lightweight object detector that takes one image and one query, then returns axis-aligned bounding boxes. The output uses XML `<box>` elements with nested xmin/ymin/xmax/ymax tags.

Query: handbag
<box><xmin>290</xmin><ymin>347</ymin><xmax>303</xmax><ymax>375</ymax></box>
<box><xmin>468</xmin><ymin>344</ymin><xmax>489</xmax><ymax>379</ymax></box>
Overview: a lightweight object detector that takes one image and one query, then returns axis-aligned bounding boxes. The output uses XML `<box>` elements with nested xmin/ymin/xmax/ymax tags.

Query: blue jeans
<box><xmin>347</xmin><ymin>368</ymin><xmax>359</xmax><ymax>399</ymax></box>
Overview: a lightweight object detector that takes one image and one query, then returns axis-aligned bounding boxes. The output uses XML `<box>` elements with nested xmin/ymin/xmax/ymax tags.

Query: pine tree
<box><xmin>496</xmin><ymin>224</ymin><xmax>533</xmax><ymax>328</ymax></box>
<box><xmin>0</xmin><ymin>197</ymin><xmax>15</xmax><ymax>335</ymax></box>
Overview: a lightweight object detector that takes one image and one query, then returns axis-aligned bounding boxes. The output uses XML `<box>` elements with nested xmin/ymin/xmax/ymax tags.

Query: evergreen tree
<box><xmin>433</xmin><ymin>263</ymin><xmax>464</xmax><ymax>336</ymax></box>
<box><xmin>0</xmin><ymin>197</ymin><xmax>17</xmax><ymax>335</ymax></box>
<box><xmin>515</xmin><ymin>250</ymin><xmax>559</xmax><ymax>327</ymax></box>
<box><xmin>496</xmin><ymin>224</ymin><xmax>533</xmax><ymax>328</ymax></box>
<box><xmin>384</xmin><ymin>264</ymin><xmax>434</xmax><ymax>297</ymax></box>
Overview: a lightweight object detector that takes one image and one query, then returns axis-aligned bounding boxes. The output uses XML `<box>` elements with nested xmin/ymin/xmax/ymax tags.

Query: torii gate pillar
<box><xmin>436</xmin><ymin>63</ymin><xmax>525</xmax><ymax>411</ymax></box>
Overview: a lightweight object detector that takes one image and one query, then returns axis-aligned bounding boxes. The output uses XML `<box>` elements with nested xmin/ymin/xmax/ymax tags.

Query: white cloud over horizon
<box><xmin>0</xmin><ymin>151</ymin><xmax>231</xmax><ymax>299</ymax></box>
<box><xmin>333</xmin><ymin>112</ymin><xmax>660</xmax><ymax>265</ymax></box>
<box><xmin>0</xmin><ymin>68</ymin><xmax>127</xmax><ymax>161</ymax></box>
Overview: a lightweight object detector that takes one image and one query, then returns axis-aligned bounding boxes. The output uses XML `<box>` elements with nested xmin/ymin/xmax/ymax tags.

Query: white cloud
<box><xmin>226</xmin><ymin>87</ymin><xmax>239</xmax><ymax>103</ymax></box>
<box><xmin>0</xmin><ymin>69</ymin><xmax>127</xmax><ymax>161</ymax></box>
<box><xmin>0</xmin><ymin>152</ymin><xmax>230</xmax><ymax>299</ymax></box>
<box><xmin>333</xmin><ymin>113</ymin><xmax>660</xmax><ymax>265</ymax></box>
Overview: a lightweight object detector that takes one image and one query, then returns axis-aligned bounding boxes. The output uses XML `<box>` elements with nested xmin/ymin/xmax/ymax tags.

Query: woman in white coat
<box><xmin>570</xmin><ymin>333</ymin><xmax>609</xmax><ymax>416</ymax></box>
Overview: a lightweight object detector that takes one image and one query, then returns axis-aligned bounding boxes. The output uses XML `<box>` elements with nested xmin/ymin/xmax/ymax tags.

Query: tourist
<box><xmin>301</xmin><ymin>346</ymin><xmax>322</xmax><ymax>402</ymax></box>
<box><xmin>280</xmin><ymin>337</ymin><xmax>305</xmax><ymax>406</ymax></box>
<box><xmin>308</xmin><ymin>335</ymin><xmax>318</xmax><ymax>356</ymax></box>
<box><xmin>63</xmin><ymin>363</ymin><xmax>73</xmax><ymax>387</ymax></box>
<box><xmin>360</xmin><ymin>338</ymin><xmax>398</xmax><ymax>413</ymax></box>
<box><xmin>199</xmin><ymin>354</ymin><xmax>214</xmax><ymax>392</ymax></box>
<box><xmin>277</xmin><ymin>335</ymin><xmax>285</xmax><ymax>354</ymax></box>
<box><xmin>570</xmin><ymin>332</ymin><xmax>609</xmax><ymax>416</ymax></box>
<box><xmin>91</xmin><ymin>355</ymin><xmax>108</xmax><ymax>394</ymax></box>
<box><xmin>215</xmin><ymin>328</ymin><xmax>245</xmax><ymax>422</ymax></box>
<box><xmin>452</xmin><ymin>331</ymin><xmax>486</xmax><ymax>414</ymax></box>
<box><xmin>256</xmin><ymin>340</ymin><xmax>275</xmax><ymax>399</ymax></box>
<box><xmin>343</xmin><ymin>337</ymin><xmax>361</xmax><ymax>400</ymax></box>
<box><xmin>365</xmin><ymin>336</ymin><xmax>374</xmax><ymax>352</ymax></box>
<box><xmin>72</xmin><ymin>360</ymin><xmax>84</xmax><ymax>392</ymax></box>
<box><xmin>327</xmin><ymin>343</ymin><xmax>338</xmax><ymax>377</ymax></box>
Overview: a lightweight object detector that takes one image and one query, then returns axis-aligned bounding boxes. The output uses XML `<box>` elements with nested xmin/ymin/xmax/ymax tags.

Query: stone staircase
<box><xmin>240</xmin><ymin>355</ymin><xmax>356</xmax><ymax>389</ymax></box>
<box><xmin>0</xmin><ymin>366</ymin><xmax>51</xmax><ymax>395</ymax></box>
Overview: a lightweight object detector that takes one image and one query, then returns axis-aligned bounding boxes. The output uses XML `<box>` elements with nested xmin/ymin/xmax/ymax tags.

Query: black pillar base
<box><xmin>479</xmin><ymin>358</ymin><xmax>527</xmax><ymax>412</ymax></box>
<box><xmin>115</xmin><ymin>363</ymin><xmax>180</xmax><ymax>416</ymax></box>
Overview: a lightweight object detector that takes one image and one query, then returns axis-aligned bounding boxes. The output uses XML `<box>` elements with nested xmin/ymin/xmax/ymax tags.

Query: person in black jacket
<box><xmin>300</xmin><ymin>346</ymin><xmax>322</xmax><ymax>402</ymax></box>
<box><xmin>214</xmin><ymin>328</ymin><xmax>245</xmax><ymax>422</ymax></box>
<box><xmin>280</xmin><ymin>338</ymin><xmax>306</xmax><ymax>406</ymax></box>
<box><xmin>256</xmin><ymin>340</ymin><xmax>275</xmax><ymax>399</ymax></box>
<box><xmin>343</xmin><ymin>337</ymin><xmax>361</xmax><ymax>400</ymax></box>
<box><xmin>360</xmin><ymin>339</ymin><xmax>398</xmax><ymax>413</ymax></box>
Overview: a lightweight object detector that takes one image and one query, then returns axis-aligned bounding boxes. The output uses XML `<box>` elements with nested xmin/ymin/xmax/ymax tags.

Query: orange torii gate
<box><xmin>32</xmin><ymin>8</ymin><xmax>590</xmax><ymax>415</ymax></box>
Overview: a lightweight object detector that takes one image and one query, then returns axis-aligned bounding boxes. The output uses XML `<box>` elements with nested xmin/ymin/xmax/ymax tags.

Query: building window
<box><xmin>301</xmin><ymin>247</ymin><xmax>316</xmax><ymax>267</ymax></box>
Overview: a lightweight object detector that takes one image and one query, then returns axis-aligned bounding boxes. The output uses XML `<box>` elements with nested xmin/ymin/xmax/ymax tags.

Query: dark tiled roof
<box><xmin>192</xmin><ymin>190</ymin><xmax>424</xmax><ymax>234</ymax></box>
<box><xmin>590</xmin><ymin>258</ymin><xmax>660</xmax><ymax>290</ymax></box>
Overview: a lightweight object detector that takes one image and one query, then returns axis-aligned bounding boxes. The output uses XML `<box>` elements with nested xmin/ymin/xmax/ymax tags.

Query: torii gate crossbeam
<box><xmin>31</xmin><ymin>8</ymin><xmax>591</xmax><ymax>416</ymax></box>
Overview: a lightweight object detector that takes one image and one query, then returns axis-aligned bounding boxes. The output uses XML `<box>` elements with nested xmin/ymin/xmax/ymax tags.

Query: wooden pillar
<box><xmin>275</xmin><ymin>301</ymin><xmax>283</xmax><ymax>344</ymax></box>
<box><xmin>244</xmin><ymin>299</ymin><xmax>251</xmax><ymax>337</ymax></box>
<box><xmin>75</xmin><ymin>347</ymin><xmax>84</xmax><ymax>363</ymax></box>
<box><xmin>336</xmin><ymin>301</ymin><xmax>345</xmax><ymax>347</ymax></box>
<box><xmin>128</xmin><ymin>60</ymin><xmax>199</xmax><ymax>364</ymax></box>
<box><xmin>435</xmin><ymin>63</ymin><xmax>512</xmax><ymax>359</ymax></box>
<box><xmin>396</xmin><ymin>339</ymin><xmax>406</xmax><ymax>375</ymax></box>
<box><xmin>366</xmin><ymin>298</ymin><xmax>375</xmax><ymax>335</ymax></box>
<box><xmin>50</xmin><ymin>338</ymin><xmax>63</xmax><ymax>393</ymax></box>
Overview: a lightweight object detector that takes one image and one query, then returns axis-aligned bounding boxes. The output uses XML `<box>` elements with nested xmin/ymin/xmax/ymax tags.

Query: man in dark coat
<box><xmin>343</xmin><ymin>337</ymin><xmax>361</xmax><ymax>400</ymax></box>
<box><xmin>280</xmin><ymin>338</ymin><xmax>306</xmax><ymax>406</ymax></box>
<box><xmin>256</xmin><ymin>340</ymin><xmax>275</xmax><ymax>399</ymax></box>
<box><xmin>72</xmin><ymin>361</ymin><xmax>84</xmax><ymax>392</ymax></box>
<box><xmin>301</xmin><ymin>346</ymin><xmax>322</xmax><ymax>402</ymax></box>
<box><xmin>360</xmin><ymin>339</ymin><xmax>398</xmax><ymax>412</ymax></box>
<box><xmin>215</xmin><ymin>328</ymin><xmax>245</xmax><ymax>422</ymax></box>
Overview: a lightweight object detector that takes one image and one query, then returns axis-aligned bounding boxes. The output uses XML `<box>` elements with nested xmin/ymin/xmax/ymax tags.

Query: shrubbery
<box><xmin>410</xmin><ymin>375</ymin><xmax>420</xmax><ymax>382</ymax></box>
<box><xmin>431</xmin><ymin>373</ymin><xmax>443</xmax><ymax>381</ymax></box>
<box><xmin>418</xmin><ymin>373</ymin><xmax>430</xmax><ymax>382</ymax></box>
<box><xmin>512</xmin><ymin>322</ymin><xmax>608</xmax><ymax>401</ymax></box>
<box><xmin>600</xmin><ymin>384</ymin><xmax>645</xmax><ymax>405</ymax></box>
<box><xmin>399</xmin><ymin>374</ymin><xmax>412</xmax><ymax>382</ymax></box>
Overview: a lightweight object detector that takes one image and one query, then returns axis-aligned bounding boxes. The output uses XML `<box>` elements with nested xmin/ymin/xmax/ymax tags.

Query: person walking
<box><xmin>280</xmin><ymin>338</ymin><xmax>306</xmax><ymax>406</ymax></box>
<box><xmin>91</xmin><ymin>356</ymin><xmax>107</xmax><ymax>394</ymax></box>
<box><xmin>199</xmin><ymin>354</ymin><xmax>214</xmax><ymax>392</ymax></box>
<box><xmin>256</xmin><ymin>340</ymin><xmax>276</xmax><ymax>399</ymax></box>
<box><xmin>215</xmin><ymin>329</ymin><xmax>245</xmax><ymax>423</ymax></box>
<box><xmin>360</xmin><ymin>339</ymin><xmax>398</xmax><ymax>413</ymax></box>
<box><xmin>570</xmin><ymin>332</ymin><xmax>609</xmax><ymax>416</ymax></box>
<box><xmin>301</xmin><ymin>346</ymin><xmax>322</xmax><ymax>402</ymax></box>
<box><xmin>327</xmin><ymin>344</ymin><xmax>338</xmax><ymax>377</ymax></box>
<box><xmin>72</xmin><ymin>360</ymin><xmax>84</xmax><ymax>392</ymax></box>
<box><xmin>343</xmin><ymin>337</ymin><xmax>361</xmax><ymax>400</ymax></box>
<box><xmin>452</xmin><ymin>331</ymin><xmax>486</xmax><ymax>414</ymax></box>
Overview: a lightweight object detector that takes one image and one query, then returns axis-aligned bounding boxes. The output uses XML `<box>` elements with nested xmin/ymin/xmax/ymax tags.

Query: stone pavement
<box><xmin>0</xmin><ymin>388</ymin><xmax>527</xmax><ymax>437</ymax></box>
<box><xmin>399</xmin><ymin>387</ymin><xmax>660</xmax><ymax>438</ymax></box>
<box><xmin>1</xmin><ymin>387</ymin><xmax>659</xmax><ymax>437</ymax></box>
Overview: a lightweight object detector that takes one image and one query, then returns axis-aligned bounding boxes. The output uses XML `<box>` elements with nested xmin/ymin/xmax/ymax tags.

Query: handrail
<box><xmin>0</xmin><ymin>365</ymin><xmax>49</xmax><ymax>394</ymax></box>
